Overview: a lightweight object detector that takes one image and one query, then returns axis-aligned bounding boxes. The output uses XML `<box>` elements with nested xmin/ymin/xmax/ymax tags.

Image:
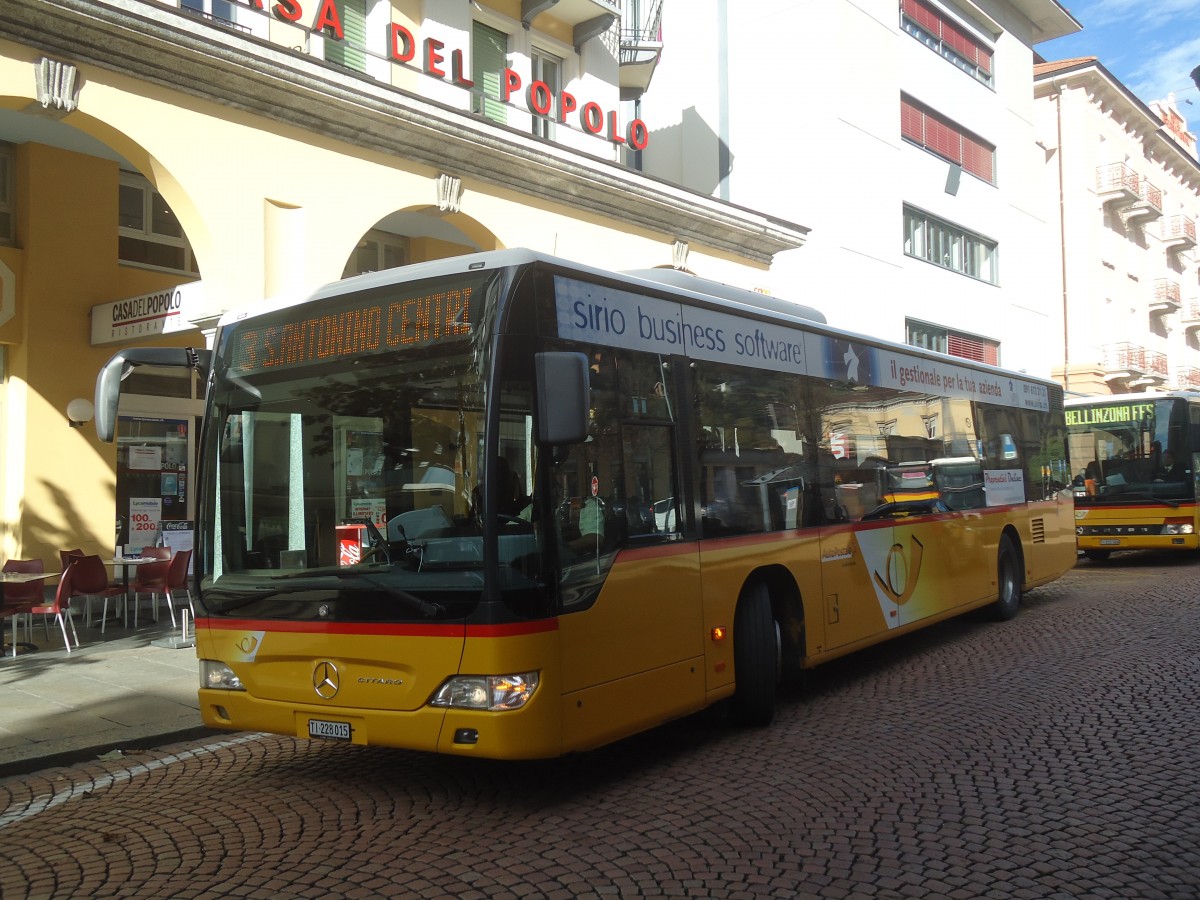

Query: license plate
<box><xmin>308</xmin><ymin>719</ymin><xmax>352</xmax><ymax>741</ymax></box>
<box><xmin>1099</xmin><ymin>539</ymin><xmax>1121</xmax><ymax>545</ymax></box>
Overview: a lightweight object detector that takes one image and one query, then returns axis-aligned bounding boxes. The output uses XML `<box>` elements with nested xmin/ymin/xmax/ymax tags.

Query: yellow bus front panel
<box><xmin>1075</xmin><ymin>501</ymin><xmax>1200</xmax><ymax>554</ymax></box>
<box><xmin>197</xmin><ymin>619</ymin><xmax>566</xmax><ymax>759</ymax></box>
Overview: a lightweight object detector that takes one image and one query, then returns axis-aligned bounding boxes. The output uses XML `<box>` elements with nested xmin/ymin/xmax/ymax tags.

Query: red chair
<box><xmin>69</xmin><ymin>554</ymin><xmax>127</xmax><ymax>633</ymax></box>
<box><xmin>58</xmin><ymin>548</ymin><xmax>89</xmax><ymax>622</ymax></box>
<box><xmin>29</xmin><ymin>566</ymin><xmax>78</xmax><ymax>652</ymax></box>
<box><xmin>166</xmin><ymin>549</ymin><xmax>195</xmax><ymax>620</ymax></box>
<box><xmin>129</xmin><ymin>559</ymin><xmax>173</xmax><ymax>628</ymax></box>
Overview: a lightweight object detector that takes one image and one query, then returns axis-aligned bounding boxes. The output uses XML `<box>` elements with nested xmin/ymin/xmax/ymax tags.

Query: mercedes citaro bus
<box><xmin>1066</xmin><ymin>391</ymin><xmax>1200</xmax><ymax>560</ymax></box>
<box><xmin>95</xmin><ymin>250</ymin><xmax>1076</xmax><ymax>759</ymax></box>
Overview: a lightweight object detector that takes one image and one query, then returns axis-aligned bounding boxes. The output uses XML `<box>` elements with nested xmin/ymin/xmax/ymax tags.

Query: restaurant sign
<box><xmin>91</xmin><ymin>281</ymin><xmax>203</xmax><ymax>346</ymax></box>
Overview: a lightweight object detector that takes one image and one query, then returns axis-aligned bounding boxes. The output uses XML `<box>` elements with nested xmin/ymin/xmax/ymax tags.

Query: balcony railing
<box><xmin>1145</xmin><ymin>350</ymin><xmax>1169</xmax><ymax>379</ymax></box>
<box><xmin>180</xmin><ymin>4</ymin><xmax>250</xmax><ymax>33</ymax></box>
<box><xmin>1103</xmin><ymin>342</ymin><xmax>1146</xmax><ymax>372</ymax></box>
<box><xmin>1096</xmin><ymin>163</ymin><xmax>1140</xmax><ymax>199</ymax></box>
<box><xmin>1183</xmin><ymin>301</ymin><xmax>1200</xmax><ymax>334</ymax></box>
<box><xmin>1162</xmin><ymin>215</ymin><xmax>1197</xmax><ymax>252</ymax></box>
<box><xmin>618</xmin><ymin>0</ymin><xmax>663</xmax><ymax>100</ymax></box>
<box><xmin>1177</xmin><ymin>367</ymin><xmax>1200</xmax><ymax>390</ymax></box>
<box><xmin>1106</xmin><ymin>344</ymin><xmax>1169</xmax><ymax>387</ymax></box>
<box><xmin>1151</xmin><ymin>278</ymin><xmax>1182</xmax><ymax>314</ymax></box>
<box><xmin>1121</xmin><ymin>178</ymin><xmax>1164</xmax><ymax>226</ymax></box>
<box><xmin>1138</xmin><ymin>180</ymin><xmax>1163</xmax><ymax>211</ymax></box>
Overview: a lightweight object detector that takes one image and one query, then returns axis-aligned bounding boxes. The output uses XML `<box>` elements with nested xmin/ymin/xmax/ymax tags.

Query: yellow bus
<box><xmin>1066</xmin><ymin>391</ymin><xmax>1200</xmax><ymax>560</ymax></box>
<box><xmin>95</xmin><ymin>250</ymin><xmax>1076</xmax><ymax>759</ymax></box>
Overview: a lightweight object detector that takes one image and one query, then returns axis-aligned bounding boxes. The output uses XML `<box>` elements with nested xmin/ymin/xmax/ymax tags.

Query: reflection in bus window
<box><xmin>693</xmin><ymin>363</ymin><xmax>808</xmax><ymax>536</ymax></box>
<box><xmin>551</xmin><ymin>348</ymin><xmax>680</xmax><ymax>598</ymax></box>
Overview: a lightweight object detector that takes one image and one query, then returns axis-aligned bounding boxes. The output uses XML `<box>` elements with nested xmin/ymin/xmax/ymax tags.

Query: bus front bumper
<box><xmin>198</xmin><ymin>689</ymin><xmax>562</xmax><ymax>760</ymax></box>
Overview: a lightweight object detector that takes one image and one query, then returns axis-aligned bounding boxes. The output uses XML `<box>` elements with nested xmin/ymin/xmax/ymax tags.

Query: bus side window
<box><xmin>621</xmin><ymin>424</ymin><xmax>677</xmax><ymax>538</ymax></box>
<box><xmin>693</xmin><ymin>363</ymin><xmax>803</xmax><ymax>536</ymax></box>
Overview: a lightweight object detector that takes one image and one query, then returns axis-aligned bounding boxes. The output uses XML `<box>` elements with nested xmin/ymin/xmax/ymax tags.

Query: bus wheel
<box><xmin>731</xmin><ymin>582</ymin><xmax>779</xmax><ymax>726</ymax></box>
<box><xmin>1083</xmin><ymin>549</ymin><xmax>1111</xmax><ymax>561</ymax></box>
<box><xmin>991</xmin><ymin>537</ymin><xmax>1022</xmax><ymax>621</ymax></box>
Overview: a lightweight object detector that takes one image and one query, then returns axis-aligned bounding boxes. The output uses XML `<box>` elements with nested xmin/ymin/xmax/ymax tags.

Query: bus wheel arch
<box><xmin>991</xmin><ymin>529</ymin><xmax>1024</xmax><ymax>621</ymax></box>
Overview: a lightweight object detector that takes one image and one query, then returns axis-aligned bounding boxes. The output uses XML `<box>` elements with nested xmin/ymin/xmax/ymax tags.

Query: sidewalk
<box><xmin>0</xmin><ymin>611</ymin><xmax>217</xmax><ymax>778</ymax></box>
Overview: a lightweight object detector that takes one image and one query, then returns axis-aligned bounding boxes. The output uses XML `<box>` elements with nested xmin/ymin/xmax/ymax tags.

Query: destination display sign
<box><xmin>225</xmin><ymin>279</ymin><xmax>481</xmax><ymax>376</ymax></box>
<box><xmin>1065</xmin><ymin>402</ymin><xmax>1157</xmax><ymax>427</ymax></box>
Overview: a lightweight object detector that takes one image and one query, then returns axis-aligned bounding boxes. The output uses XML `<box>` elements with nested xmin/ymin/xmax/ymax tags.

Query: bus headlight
<box><xmin>429</xmin><ymin>672</ymin><xmax>539</xmax><ymax>710</ymax></box>
<box><xmin>201</xmin><ymin>660</ymin><xmax>245</xmax><ymax>691</ymax></box>
<box><xmin>1162</xmin><ymin>517</ymin><xmax>1195</xmax><ymax>535</ymax></box>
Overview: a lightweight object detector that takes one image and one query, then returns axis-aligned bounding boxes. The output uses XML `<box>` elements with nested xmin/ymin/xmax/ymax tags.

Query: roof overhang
<box><xmin>1003</xmin><ymin>0</ymin><xmax>1081</xmax><ymax>43</ymax></box>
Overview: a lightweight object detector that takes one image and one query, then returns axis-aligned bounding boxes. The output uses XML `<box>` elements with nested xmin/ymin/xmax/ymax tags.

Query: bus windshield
<box><xmin>1066</xmin><ymin>397</ymin><xmax>1193</xmax><ymax>503</ymax></box>
<box><xmin>198</xmin><ymin>271</ymin><xmax>540</xmax><ymax>619</ymax></box>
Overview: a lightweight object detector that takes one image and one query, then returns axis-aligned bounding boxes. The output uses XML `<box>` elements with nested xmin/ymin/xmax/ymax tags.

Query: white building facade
<box><xmin>1033</xmin><ymin>58</ymin><xmax>1200</xmax><ymax>397</ymax></box>
<box><xmin>634</xmin><ymin>0</ymin><xmax>1080</xmax><ymax>378</ymax></box>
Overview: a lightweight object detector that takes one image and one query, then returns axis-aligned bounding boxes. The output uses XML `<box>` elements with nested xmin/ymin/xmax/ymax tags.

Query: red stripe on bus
<box><xmin>196</xmin><ymin>618</ymin><xmax>558</xmax><ymax>637</ymax></box>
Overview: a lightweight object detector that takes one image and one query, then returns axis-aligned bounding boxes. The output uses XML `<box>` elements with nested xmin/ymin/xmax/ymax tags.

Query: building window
<box><xmin>900</xmin><ymin>0</ymin><xmax>993</xmax><ymax>87</ymax></box>
<box><xmin>324</xmin><ymin>0</ymin><xmax>367</xmax><ymax>72</ymax></box>
<box><xmin>472</xmin><ymin>21</ymin><xmax>509</xmax><ymax>125</ymax></box>
<box><xmin>907</xmin><ymin>319</ymin><xmax>1000</xmax><ymax>366</ymax></box>
<box><xmin>903</xmin><ymin>205</ymin><xmax>997</xmax><ymax>284</ymax></box>
<box><xmin>342</xmin><ymin>230</ymin><xmax>408</xmax><ymax>278</ymax></box>
<box><xmin>181</xmin><ymin>0</ymin><xmax>238</xmax><ymax>26</ymax></box>
<box><xmin>0</xmin><ymin>142</ymin><xmax>13</xmax><ymax>245</ymax></box>
<box><xmin>901</xmin><ymin>95</ymin><xmax>995</xmax><ymax>183</ymax></box>
<box><xmin>530</xmin><ymin>48</ymin><xmax>562</xmax><ymax>140</ymax></box>
<box><xmin>118</xmin><ymin>172</ymin><xmax>198</xmax><ymax>275</ymax></box>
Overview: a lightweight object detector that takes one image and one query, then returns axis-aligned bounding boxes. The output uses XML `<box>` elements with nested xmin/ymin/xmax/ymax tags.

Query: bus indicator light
<box><xmin>711</xmin><ymin>626</ymin><xmax>726</xmax><ymax>642</ymax></box>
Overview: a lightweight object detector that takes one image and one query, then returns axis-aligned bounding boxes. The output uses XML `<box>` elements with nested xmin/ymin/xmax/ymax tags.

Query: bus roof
<box><xmin>216</xmin><ymin>248</ymin><xmax>828</xmax><ymax>328</ymax></box>
<box><xmin>1065</xmin><ymin>390</ymin><xmax>1200</xmax><ymax>406</ymax></box>
<box><xmin>215</xmin><ymin>248</ymin><xmax>1061</xmax><ymax>395</ymax></box>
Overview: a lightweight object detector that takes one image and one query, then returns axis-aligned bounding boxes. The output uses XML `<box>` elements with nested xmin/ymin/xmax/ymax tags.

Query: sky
<box><xmin>1037</xmin><ymin>0</ymin><xmax>1200</xmax><ymax>111</ymax></box>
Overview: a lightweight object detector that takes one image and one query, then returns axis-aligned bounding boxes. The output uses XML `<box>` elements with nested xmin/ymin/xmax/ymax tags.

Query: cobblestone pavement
<box><xmin>1</xmin><ymin>552</ymin><xmax>1198</xmax><ymax>899</ymax></box>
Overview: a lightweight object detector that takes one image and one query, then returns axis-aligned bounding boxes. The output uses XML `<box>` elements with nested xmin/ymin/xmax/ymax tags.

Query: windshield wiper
<box><xmin>270</xmin><ymin>567</ymin><xmax>445</xmax><ymax>618</ymax></box>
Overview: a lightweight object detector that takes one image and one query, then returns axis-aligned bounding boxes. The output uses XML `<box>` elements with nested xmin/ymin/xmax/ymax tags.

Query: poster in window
<box><xmin>129</xmin><ymin>446</ymin><xmax>163</xmax><ymax>471</ymax></box>
<box><xmin>128</xmin><ymin>497</ymin><xmax>162</xmax><ymax>552</ymax></box>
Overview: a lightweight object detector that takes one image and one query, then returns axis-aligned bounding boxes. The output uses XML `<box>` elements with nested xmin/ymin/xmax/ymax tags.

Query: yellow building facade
<box><xmin>0</xmin><ymin>0</ymin><xmax>806</xmax><ymax>565</ymax></box>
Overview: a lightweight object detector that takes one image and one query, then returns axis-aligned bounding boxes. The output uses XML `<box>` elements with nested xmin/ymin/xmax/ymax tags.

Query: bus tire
<box><xmin>991</xmin><ymin>537</ymin><xmax>1022</xmax><ymax>621</ymax></box>
<box><xmin>731</xmin><ymin>583</ymin><xmax>779</xmax><ymax>727</ymax></box>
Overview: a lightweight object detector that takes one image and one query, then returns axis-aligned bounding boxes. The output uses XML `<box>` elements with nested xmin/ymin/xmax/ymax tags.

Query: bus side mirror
<box><xmin>535</xmin><ymin>352</ymin><xmax>590</xmax><ymax>445</ymax></box>
<box><xmin>95</xmin><ymin>347</ymin><xmax>212</xmax><ymax>442</ymax></box>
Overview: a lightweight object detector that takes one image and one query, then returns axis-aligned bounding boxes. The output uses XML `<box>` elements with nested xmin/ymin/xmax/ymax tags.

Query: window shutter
<box><xmin>325</xmin><ymin>0</ymin><xmax>367</xmax><ymax>72</ymax></box>
<box><xmin>472</xmin><ymin>22</ymin><xmax>509</xmax><ymax>124</ymax></box>
<box><xmin>900</xmin><ymin>97</ymin><xmax>995</xmax><ymax>185</ymax></box>
<box><xmin>940</xmin><ymin>19</ymin><xmax>975</xmax><ymax>62</ymax></box>
<box><xmin>947</xmin><ymin>334</ymin><xmax>998</xmax><ymax>365</ymax></box>
<box><xmin>900</xmin><ymin>97</ymin><xmax>923</xmax><ymax>142</ymax></box>
<box><xmin>902</xmin><ymin>0</ymin><xmax>941</xmax><ymax>35</ymax></box>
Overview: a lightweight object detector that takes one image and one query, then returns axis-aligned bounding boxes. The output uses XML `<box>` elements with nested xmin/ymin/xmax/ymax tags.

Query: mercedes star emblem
<box><xmin>313</xmin><ymin>661</ymin><xmax>340</xmax><ymax>699</ymax></box>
